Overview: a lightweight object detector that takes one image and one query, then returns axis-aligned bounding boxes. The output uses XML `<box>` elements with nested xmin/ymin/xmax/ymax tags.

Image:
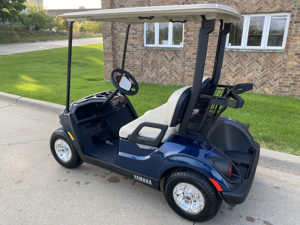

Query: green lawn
<box><xmin>0</xmin><ymin>44</ymin><xmax>299</xmax><ymax>155</ymax></box>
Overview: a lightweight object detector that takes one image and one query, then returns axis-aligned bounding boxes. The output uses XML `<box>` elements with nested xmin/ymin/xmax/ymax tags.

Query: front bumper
<box><xmin>222</xmin><ymin>142</ymin><xmax>260</xmax><ymax>205</ymax></box>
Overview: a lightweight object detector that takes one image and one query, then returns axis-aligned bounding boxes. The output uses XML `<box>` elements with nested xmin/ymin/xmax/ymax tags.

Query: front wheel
<box><xmin>50</xmin><ymin>128</ymin><xmax>82</xmax><ymax>168</ymax></box>
<box><xmin>164</xmin><ymin>170</ymin><xmax>222</xmax><ymax>222</ymax></box>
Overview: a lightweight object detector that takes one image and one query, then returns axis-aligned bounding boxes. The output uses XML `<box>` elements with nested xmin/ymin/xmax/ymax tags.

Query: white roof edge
<box><xmin>60</xmin><ymin>4</ymin><xmax>242</xmax><ymax>23</ymax></box>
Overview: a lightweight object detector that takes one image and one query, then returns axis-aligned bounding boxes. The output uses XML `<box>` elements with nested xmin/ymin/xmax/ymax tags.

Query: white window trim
<box><xmin>226</xmin><ymin>13</ymin><xmax>290</xmax><ymax>50</ymax></box>
<box><xmin>265</xmin><ymin>13</ymin><xmax>291</xmax><ymax>50</ymax></box>
<box><xmin>243</xmin><ymin>14</ymin><xmax>268</xmax><ymax>50</ymax></box>
<box><xmin>144</xmin><ymin>22</ymin><xmax>184</xmax><ymax>48</ymax></box>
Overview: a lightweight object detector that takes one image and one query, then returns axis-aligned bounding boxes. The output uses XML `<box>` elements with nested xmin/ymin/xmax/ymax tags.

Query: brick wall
<box><xmin>278</xmin><ymin>0</ymin><xmax>300</xmax><ymax>97</ymax></box>
<box><xmin>102</xmin><ymin>0</ymin><xmax>300</xmax><ymax>97</ymax></box>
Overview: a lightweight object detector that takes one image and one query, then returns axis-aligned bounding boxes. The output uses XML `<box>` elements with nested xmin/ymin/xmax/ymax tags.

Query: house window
<box><xmin>145</xmin><ymin>23</ymin><xmax>155</xmax><ymax>45</ymax></box>
<box><xmin>227</xmin><ymin>13</ymin><xmax>290</xmax><ymax>50</ymax></box>
<box><xmin>247</xmin><ymin>16</ymin><xmax>265</xmax><ymax>47</ymax></box>
<box><xmin>267</xmin><ymin>15</ymin><xmax>289</xmax><ymax>47</ymax></box>
<box><xmin>144</xmin><ymin>22</ymin><xmax>184</xmax><ymax>48</ymax></box>
<box><xmin>172</xmin><ymin>22</ymin><xmax>184</xmax><ymax>45</ymax></box>
<box><xmin>159</xmin><ymin>22</ymin><xmax>169</xmax><ymax>45</ymax></box>
<box><xmin>228</xmin><ymin>20</ymin><xmax>243</xmax><ymax>47</ymax></box>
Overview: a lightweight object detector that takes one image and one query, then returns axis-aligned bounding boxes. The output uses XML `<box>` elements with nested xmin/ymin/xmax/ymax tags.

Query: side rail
<box><xmin>200</xmin><ymin>83</ymin><xmax>253</xmax><ymax>109</ymax></box>
<box><xmin>188</xmin><ymin>83</ymin><xmax>253</xmax><ymax>133</ymax></box>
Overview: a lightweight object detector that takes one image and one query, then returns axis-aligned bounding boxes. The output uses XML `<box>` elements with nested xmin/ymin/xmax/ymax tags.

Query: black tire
<box><xmin>50</xmin><ymin>128</ymin><xmax>82</xmax><ymax>168</ymax></box>
<box><xmin>164</xmin><ymin>170</ymin><xmax>222</xmax><ymax>222</ymax></box>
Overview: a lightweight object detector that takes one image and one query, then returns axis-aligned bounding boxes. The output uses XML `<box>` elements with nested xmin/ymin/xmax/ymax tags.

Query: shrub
<box><xmin>78</xmin><ymin>21</ymin><xmax>102</xmax><ymax>33</ymax></box>
<box><xmin>0</xmin><ymin>0</ymin><xmax>26</xmax><ymax>23</ymax></box>
<box><xmin>20</xmin><ymin>0</ymin><xmax>52</xmax><ymax>31</ymax></box>
<box><xmin>73</xmin><ymin>21</ymin><xmax>80</xmax><ymax>33</ymax></box>
<box><xmin>52</xmin><ymin>16</ymin><xmax>68</xmax><ymax>32</ymax></box>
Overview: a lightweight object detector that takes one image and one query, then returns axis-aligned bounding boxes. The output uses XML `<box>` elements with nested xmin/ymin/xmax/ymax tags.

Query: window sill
<box><xmin>225</xmin><ymin>48</ymin><xmax>284</xmax><ymax>53</ymax></box>
<box><xmin>144</xmin><ymin>46</ymin><xmax>183</xmax><ymax>50</ymax></box>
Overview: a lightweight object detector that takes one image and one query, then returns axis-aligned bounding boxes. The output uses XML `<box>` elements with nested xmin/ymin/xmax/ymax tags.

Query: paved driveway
<box><xmin>0</xmin><ymin>96</ymin><xmax>299</xmax><ymax>225</ymax></box>
<box><xmin>0</xmin><ymin>37</ymin><xmax>102</xmax><ymax>55</ymax></box>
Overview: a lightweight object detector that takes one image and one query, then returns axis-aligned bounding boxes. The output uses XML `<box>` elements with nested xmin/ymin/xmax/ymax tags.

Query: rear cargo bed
<box><xmin>224</xmin><ymin>148</ymin><xmax>255</xmax><ymax>179</ymax></box>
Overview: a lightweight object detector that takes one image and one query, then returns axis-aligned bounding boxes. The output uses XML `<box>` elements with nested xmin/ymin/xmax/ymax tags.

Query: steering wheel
<box><xmin>110</xmin><ymin>68</ymin><xmax>139</xmax><ymax>96</ymax></box>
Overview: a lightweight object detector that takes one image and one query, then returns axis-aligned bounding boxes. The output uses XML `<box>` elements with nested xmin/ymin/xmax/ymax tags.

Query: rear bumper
<box><xmin>222</xmin><ymin>142</ymin><xmax>260</xmax><ymax>205</ymax></box>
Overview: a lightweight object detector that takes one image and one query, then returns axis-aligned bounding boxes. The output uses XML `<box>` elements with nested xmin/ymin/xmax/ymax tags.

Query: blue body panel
<box><xmin>118</xmin><ymin>135</ymin><xmax>238</xmax><ymax>192</ymax></box>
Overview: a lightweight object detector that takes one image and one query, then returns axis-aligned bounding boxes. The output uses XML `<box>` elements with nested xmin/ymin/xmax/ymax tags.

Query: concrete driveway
<box><xmin>0</xmin><ymin>37</ymin><xmax>102</xmax><ymax>55</ymax></box>
<box><xmin>0</xmin><ymin>95</ymin><xmax>299</xmax><ymax>225</ymax></box>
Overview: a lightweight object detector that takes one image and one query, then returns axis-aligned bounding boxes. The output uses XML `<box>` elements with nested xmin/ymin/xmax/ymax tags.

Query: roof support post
<box><xmin>210</xmin><ymin>21</ymin><xmax>231</xmax><ymax>94</ymax></box>
<box><xmin>121</xmin><ymin>24</ymin><xmax>131</xmax><ymax>70</ymax></box>
<box><xmin>179</xmin><ymin>18</ymin><xmax>215</xmax><ymax>133</ymax></box>
<box><xmin>66</xmin><ymin>21</ymin><xmax>74</xmax><ymax>112</ymax></box>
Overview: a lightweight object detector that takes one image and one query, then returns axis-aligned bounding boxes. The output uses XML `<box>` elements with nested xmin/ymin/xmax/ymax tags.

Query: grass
<box><xmin>223</xmin><ymin>93</ymin><xmax>300</xmax><ymax>155</ymax></box>
<box><xmin>0</xmin><ymin>44</ymin><xmax>299</xmax><ymax>155</ymax></box>
<box><xmin>0</xmin><ymin>29</ymin><xmax>101</xmax><ymax>44</ymax></box>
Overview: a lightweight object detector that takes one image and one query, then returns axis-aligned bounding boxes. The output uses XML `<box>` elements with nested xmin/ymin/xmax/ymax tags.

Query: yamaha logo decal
<box><xmin>133</xmin><ymin>175</ymin><xmax>152</xmax><ymax>186</ymax></box>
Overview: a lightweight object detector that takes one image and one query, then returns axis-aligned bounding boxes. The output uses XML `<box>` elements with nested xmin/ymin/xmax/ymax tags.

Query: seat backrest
<box><xmin>164</xmin><ymin>77</ymin><xmax>211</xmax><ymax>127</ymax></box>
<box><xmin>164</xmin><ymin>86</ymin><xmax>191</xmax><ymax>127</ymax></box>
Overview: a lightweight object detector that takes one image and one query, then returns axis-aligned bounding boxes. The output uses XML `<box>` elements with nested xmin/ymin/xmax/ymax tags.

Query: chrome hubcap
<box><xmin>173</xmin><ymin>183</ymin><xmax>205</xmax><ymax>214</ymax></box>
<box><xmin>54</xmin><ymin>139</ymin><xmax>72</xmax><ymax>162</ymax></box>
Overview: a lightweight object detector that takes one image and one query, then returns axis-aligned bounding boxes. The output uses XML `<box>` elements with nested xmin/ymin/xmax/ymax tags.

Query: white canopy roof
<box><xmin>61</xmin><ymin>4</ymin><xmax>242</xmax><ymax>23</ymax></box>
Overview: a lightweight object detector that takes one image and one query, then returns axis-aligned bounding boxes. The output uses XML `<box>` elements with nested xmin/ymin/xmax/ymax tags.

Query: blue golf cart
<box><xmin>50</xmin><ymin>4</ymin><xmax>260</xmax><ymax>222</ymax></box>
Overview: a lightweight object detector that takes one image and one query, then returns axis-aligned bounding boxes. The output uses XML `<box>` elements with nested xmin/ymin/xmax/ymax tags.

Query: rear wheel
<box><xmin>164</xmin><ymin>170</ymin><xmax>222</xmax><ymax>222</ymax></box>
<box><xmin>50</xmin><ymin>128</ymin><xmax>82</xmax><ymax>168</ymax></box>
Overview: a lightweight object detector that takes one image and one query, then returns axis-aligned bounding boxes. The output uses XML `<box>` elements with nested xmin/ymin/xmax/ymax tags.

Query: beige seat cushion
<box><xmin>119</xmin><ymin>86</ymin><xmax>190</xmax><ymax>142</ymax></box>
<box><xmin>119</xmin><ymin>77</ymin><xmax>209</xmax><ymax>143</ymax></box>
<box><xmin>119</xmin><ymin>103</ymin><xmax>178</xmax><ymax>142</ymax></box>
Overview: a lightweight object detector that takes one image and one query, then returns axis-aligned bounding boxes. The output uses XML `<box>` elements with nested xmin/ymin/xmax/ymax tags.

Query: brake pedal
<box><xmin>105</xmin><ymin>140</ymin><xmax>114</xmax><ymax>146</ymax></box>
